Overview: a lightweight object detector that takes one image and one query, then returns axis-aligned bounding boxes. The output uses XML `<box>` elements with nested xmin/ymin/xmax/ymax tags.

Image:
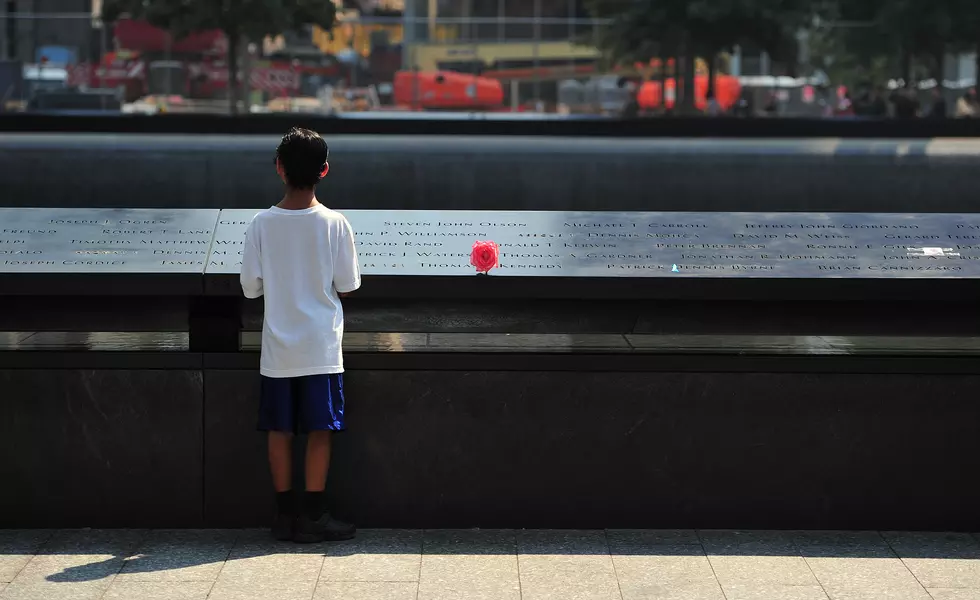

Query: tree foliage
<box><xmin>588</xmin><ymin>0</ymin><xmax>980</xmax><ymax>105</ymax></box>
<box><xmin>101</xmin><ymin>0</ymin><xmax>337</xmax><ymax>112</ymax></box>
<box><xmin>102</xmin><ymin>0</ymin><xmax>337</xmax><ymax>44</ymax></box>
<box><xmin>806</xmin><ymin>0</ymin><xmax>980</xmax><ymax>86</ymax></box>
<box><xmin>585</xmin><ymin>0</ymin><xmax>817</xmax><ymax>110</ymax></box>
<box><xmin>587</xmin><ymin>0</ymin><xmax>816</xmax><ymax>62</ymax></box>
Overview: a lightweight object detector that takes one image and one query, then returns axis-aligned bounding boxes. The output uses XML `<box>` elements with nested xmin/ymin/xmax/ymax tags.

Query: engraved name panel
<box><xmin>207</xmin><ymin>209</ymin><xmax>980</xmax><ymax>278</ymax></box>
<box><xmin>0</xmin><ymin>208</ymin><xmax>220</xmax><ymax>273</ymax></box>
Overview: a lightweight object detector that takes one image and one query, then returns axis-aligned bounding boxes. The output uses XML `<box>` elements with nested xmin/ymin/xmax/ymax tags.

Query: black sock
<box><xmin>304</xmin><ymin>491</ymin><xmax>325</xmax><ymax>520</ymax></box>
<box><xmin>276</xmin><ymin>491</ymin><xmax>295</xmax><ymax>516</ymax></box>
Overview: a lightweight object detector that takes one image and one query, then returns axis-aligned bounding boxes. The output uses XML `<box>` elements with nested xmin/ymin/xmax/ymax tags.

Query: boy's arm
<box><xmin>240</xmin><ymin>223</ymin><xmax>264</xmax><ymax>299</ymax></box>
<box><xmin>333</xmin><ymin>218</ymin><xmax>361</xmax><ymax>294</ymax></box>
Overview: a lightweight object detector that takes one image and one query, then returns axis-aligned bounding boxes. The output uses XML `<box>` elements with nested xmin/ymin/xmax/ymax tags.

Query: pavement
<box><xmin>2</xmin><ymin>529</ymin><xmax>980</xmax><ymax>600</ymax></box>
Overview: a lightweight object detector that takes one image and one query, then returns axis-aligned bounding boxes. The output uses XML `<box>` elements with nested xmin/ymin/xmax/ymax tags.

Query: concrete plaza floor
<box><xmin>2</xmin><ymin>529</ymin><xmax>980</xmax><ymax>600</ymax></box>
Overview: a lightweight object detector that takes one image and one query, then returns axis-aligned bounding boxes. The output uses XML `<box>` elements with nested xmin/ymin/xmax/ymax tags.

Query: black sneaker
<box><xmin>271</xmin><ymin>513</ymin><xmax>294</xmax><ymax>542</ymax></box>
<box><xmin>293</xmin><ymin>513</ymin><xmax>357</xmax><ymax>543</ymax></box>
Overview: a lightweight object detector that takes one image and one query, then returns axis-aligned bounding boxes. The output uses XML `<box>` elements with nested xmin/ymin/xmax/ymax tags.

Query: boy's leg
<box><xmin>301</xmin><ymin>431</ymin><xmax>331</xmax><ymax>520</ymax></box>
<box><xmin>295</xmin><ymin>429</ymin><xmax>354</xmax><ymax>542</ymax></box>
<box><xmin>305</xmin><ymin>430</ymin><xmax>332</xmax><ymax>492</ymax></box>
<box><xmin>268</xmin><ymin>431</ymin><xmax>294</xmax><ymax>492</ymax></box>
<box><xmin>268</xmin><ymin>431</ymin><xmax>296</xmax><ymax>540</ymax></box>
<box><xmin>292</xmin><ymin>374</ymin><xmax>355</xmax><ymax>543</ymax></box>
<box><xmin>259</xmin><ymin>376</ymin><xmax>299</xmax><ymax>540</ymax></box>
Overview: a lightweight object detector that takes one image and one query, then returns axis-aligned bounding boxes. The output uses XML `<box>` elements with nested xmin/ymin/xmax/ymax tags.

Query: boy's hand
<box><xmin>339</xmin><ymin>292</ymin><xmax>350</xmax><ymax>298</ymax></box>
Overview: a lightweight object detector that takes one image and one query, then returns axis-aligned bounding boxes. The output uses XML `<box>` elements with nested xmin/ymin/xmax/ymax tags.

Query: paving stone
<box><xmin>710</xmin><ymin>554</ymin><xmax>819</xmax><ymax>588</ymax></box>
<box><xmin>218</xmin><ymin>546</ymin><xmax>323</xmax><ymax>581</ymax></box>
<box><xmin>4</xmin><ymin>529</ymin><xmax>980</xmax><ymax>600</ymax></box>
<box><xmin>881</xmin><ymin>532</ymin><xmax>980</xmax><ymax>589</ymax></box>
<box><xmin>701</xmin><ymin>530</ymin><xmax>820</xmax><ymax>589</ymax></box>
<box><xmin>518</xmin><ymin>530</ymin><xmax>621</xmax><ymax>600</ymax></box>
<box><xmin>519</xmin><ymin>530</ymin><xmax>612</xmax><ymax>555</ymax></box>
<box><xmin>101</xmin><ymin>581</ymin><xmax>213</xmax><ymax>600</ymax></box>
<box><xmin>622</xmin><ymin>580</ymin><xmax>727</xmax><ymax>600</ymax></box>
<box><xmin>0</xmin><ymin>531</ymin><xmax>54</xmax><ymax>583</ymax></box>
<box><xmin>209</xmin><ymin>532</ymin><xmax>324</xmax><ymax>600</ymax></box>
<box><xmin>720</xmin><ymin>583</ymin><xmax>829</xmax><ymax>600</ymax></box>
<box><xmin>36</xmin><ymin>530</ymin><xmax>146</xmax><ymax>556</ymax></box>
<box><xmin>794</xmin><ymin>531</ymin><xmax>890</xmax><ymax>552</ymax></box>
<box><xmin>906</xmin><ymin>558</ymin><xmax>980</xmax><ymax>591</ymax></box>
<box><xmin>7</xmin><ymin>530</ymin><xmax>145</xmax><ymax>586</ymax></box>
<box><xmin>699</xmin><ymin>530</ymin><xmax>800</xmax><ymax>555</ymax></box>
<box><xmin>802</xmin><ymin>551</ymin><xmax>931</xmax><ymax>600</ymax></box>
<box><xmin>927</xmin><ymin>589</ymin><xmax>980</xmax><ymax>599</ymax></box>
<box><xmin>418</xmin><ymin>580</ymin><xmax>521</xmax><ymax>600</ymax></box>
<box><xmin>883</xmin><ymin>532</ymin><xmax>980</xmax><ymax>555</ymax></box>
<box><xmin>314</xmin><ymin>582</ymin><xmax>418</xmax><ymax>600</ymax></box>
<box><xmin>0</xmin><ymin>577</ymin><xmax>120</xmax><ymax>600</ymax></box>
<box><xmin>0</xmin><ymin>579</ymin><xmax>112</xmax><ymax>600</ymax></box>
<box><xmin>419</xmin><ymin>530</ymin><xmax>519</xmax><ymax>600</ymax></box>
<box><xmin>612</xmin><ymin>543</ymin><xmax>724</xmax><ymax>600</ymax></box>
<box><xmin>607</xmin><ymin>530</ymin><xmax>701</xmax><ymax>548</ymax></box>
<box><xmin>817</xmin><ymin>586</ymin><xmax>933</xmax><ymax>600</ymax></box>
<box><xmin>320</xmin><ymin>530</ymin><xmax>421</xmax><ymax>582</ymax></box>
<box><xmin>116</xmin><ymin>529</ymin><xmax>238</xmax><ymax>582</ymax></box>
<box><xmin>207</xmin><ymin>577</ymin><xmax>319</xmax><ymax>600</ymax></box>
<box><xmin>609</xmin><ymin>529</ymin><xmax>723</xmax><ymax>599</ymax></box>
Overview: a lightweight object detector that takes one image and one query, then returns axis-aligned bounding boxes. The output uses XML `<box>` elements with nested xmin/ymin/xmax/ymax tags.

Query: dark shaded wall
<box><xmin>2</xmin><ymin>134</ymin><xmax>979</xmax><ymax>212</ymax></box>
<box><xmin>2</xmin><ymin>356</ymin><xmax>980</xmax><ymax>530</ymax></box>
<box><xmin>209</xmin><ymin>365</ymin><xmax>980</xmax><ymax>531</ymax></box>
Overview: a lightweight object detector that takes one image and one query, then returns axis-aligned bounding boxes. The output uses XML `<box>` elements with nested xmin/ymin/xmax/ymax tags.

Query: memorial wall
<box><xmin>6</xmin><ymin>205</ymin><xmax>980</xmax><ymax>531</ymax></box>
<box><xmin>5</xmin><ymin>207</ymin><xmax>980</xmax><ymax>279</ymax></box>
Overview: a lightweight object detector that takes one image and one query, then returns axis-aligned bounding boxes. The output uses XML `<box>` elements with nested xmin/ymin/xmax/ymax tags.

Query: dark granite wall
<box><xmin>205</xmin><ymin>369</ymin><xmax>980</xmax><ymax>531</ymax></box>
<box><xmin>0</xmin><ymin>369</ymin><xmax>204</xmax><ymax>527</ymax></box>
<box><xmin>3</xmin><ymin>135</ymin><xmax>979</xmax><ymax>212</ymax></box>
<box><xmin>3</xmin><ymin>362</ymin><xmax>977</xmax><ymax>530</ymax></box>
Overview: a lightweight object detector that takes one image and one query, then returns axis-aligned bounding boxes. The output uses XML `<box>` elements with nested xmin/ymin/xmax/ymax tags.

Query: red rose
<box><xmin>470</xmin><ymin>240</ymin><xmax>499</xmax><ymax>274</ymax></box>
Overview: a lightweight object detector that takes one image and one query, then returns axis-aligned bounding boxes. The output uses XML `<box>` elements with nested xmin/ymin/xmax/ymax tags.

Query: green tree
<box><xmin>793</xmin><ymin>0</ymin><xmax>980</xmax><ymax>92</ymax></box>
<box><xmin>805</xmin><ymin>23</ymin><xmax>893</xmax><ymax>88</ymax></box>
<box><xmin>878</xmin><ymin>0</ymin><xmax>957</xmax><ymax>80</ymax></box>
<box><xmin>949</xmin><ymin>0</ymin><xmax>980</xmax><ymax>87</ymax></box>
<box><xmin>101</xmin><ymin>0</ymin><xmax>337</xmax><ymax>113</ymax></box>
<box><xmin>804</xmin><ymin>0</ymin><xmax>897</xmax><ymax>87</ymax></box>
<box><xmin>689</xmin><ymin>0</ymin><xmax>815</xmax><ymax>90</ymax></box>
<box><xmin>586</xmin><ymin>0</ymin><xmax>818</xmax><ymax>112</ymax></box>
<box><xmin>804</xmin><ymin>0</ymin><xmax>975</xmax><ymax>93</ymax></box>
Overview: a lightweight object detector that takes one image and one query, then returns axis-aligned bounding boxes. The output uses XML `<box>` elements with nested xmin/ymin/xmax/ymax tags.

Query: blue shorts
<box><xmin>257</xmin><ymin>374</ymin><xmax>347</xmax><ymax>434</ymax></box>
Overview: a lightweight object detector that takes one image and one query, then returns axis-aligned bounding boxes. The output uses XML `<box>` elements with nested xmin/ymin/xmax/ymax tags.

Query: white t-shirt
<box><xmin>240</xmin><ymin>205</ymin><xmax>361</xmax><ymax>378</ymax></box>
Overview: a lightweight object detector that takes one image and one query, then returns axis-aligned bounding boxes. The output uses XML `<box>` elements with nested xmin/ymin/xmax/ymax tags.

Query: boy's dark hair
<box><xmin>274</xmin><ymin>127</ymin><xmax>329</xmax><ymax>189</ymax></box>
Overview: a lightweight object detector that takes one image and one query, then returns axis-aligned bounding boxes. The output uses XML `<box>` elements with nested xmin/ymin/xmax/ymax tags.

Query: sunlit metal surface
<box><xmin>6</xmin><ymin>330</ymin><xmax>980</xmax><ymax>355</ymax></box>
<box><xmin>0</xmin><ymin>208</ymin><xmax>218</xmax><ymax>273</ymax></box>
<box><xmin>241</xmin><ymin>331</ymin><xmax>429</xmax><ymax>352</ymax></box>
<box><xmin>4</xmin><ymin>207</ymin><xmax>980</xmax><ymax>279</ymax></box>
<box><xmin>0</xmin><ymin>332</ymin><xmax>33</xmax><ymax>346</ymax></box>
<box><xmin>210</xmin><ymin>209</ymin><xmax>980</xmax><ymax>278</ymax></box>
<box><xmin>6</xmin><ymin>331</ymin><xmax>973</xmax><ymax>355</ymax></box>
<box><xmin>5</xmin><ymin>332</ymin><xmax>189</xmax><ymax>351</ymax></box>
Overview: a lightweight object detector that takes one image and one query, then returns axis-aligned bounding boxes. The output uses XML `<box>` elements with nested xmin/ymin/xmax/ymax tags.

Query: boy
<box><xmin>240</xmin><ymin>127</ymin><xmax>361</xmax><ymax>543</ymax></box>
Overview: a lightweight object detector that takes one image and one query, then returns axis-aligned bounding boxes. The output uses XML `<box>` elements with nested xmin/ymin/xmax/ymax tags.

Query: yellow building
<box><xmin>312</xmin><ymin>13</ymin><xmax>600</xmax><ymax>74</ymax></box>
<box><xmin>407</xmin><ymin>41</ymin><xmax>599</xmax><ymax>72</ymax></box>
<box><xmin>313</xmin><ymin>20</ymin><xmax>405</xmax><ymax>57</ymax></box>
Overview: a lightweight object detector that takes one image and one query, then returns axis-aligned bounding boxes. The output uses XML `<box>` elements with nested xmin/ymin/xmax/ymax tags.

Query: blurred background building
<box><xmin>1</xmin><ymin>0</ymin><xmax>977</xmax><ymax>116</ymax></box>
